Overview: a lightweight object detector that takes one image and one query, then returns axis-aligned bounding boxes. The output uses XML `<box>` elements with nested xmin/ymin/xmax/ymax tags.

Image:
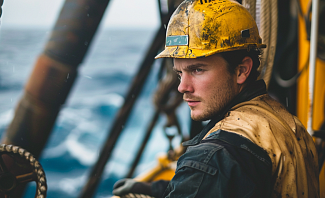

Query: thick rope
<box><xmin>258</xmin><ymin>0</ymin><xmax>271</xmax><ymax>82</ymax></box>
<box><xmin>0</xmin><ymin>144</ymin><xmax>47</xmax><ymax>198</ymax></box>
<box><xmin>263</xmin><ymin>0</ymin><xmax>278</xmax><ymax>87</ymax></box>
<box><xmin>242</xmin><ymin>0</ymin><xmax>256</xmax><ymax>20</ymax></box>
<box><xmin>121</xmin><ymin>193</ymin><xmax>154</xmax><ymax>198</ymax></box>
<box><xmin>257</xmin><ymin>0</ymin><xmax>277</xmax><ymax>88</ymax></box>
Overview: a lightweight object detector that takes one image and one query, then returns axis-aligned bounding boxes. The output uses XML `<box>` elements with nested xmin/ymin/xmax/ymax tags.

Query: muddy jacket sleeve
<box><xmin>162</xmin><ymin>130</ymin><xmax>273</xmax><ymax>198</ymax></box>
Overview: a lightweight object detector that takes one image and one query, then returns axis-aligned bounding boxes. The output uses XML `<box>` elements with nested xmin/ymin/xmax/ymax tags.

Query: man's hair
<box><xmin>219</xmin><ymin>49</ymin><xmax>263</xmax><ymax>84</ymax></box>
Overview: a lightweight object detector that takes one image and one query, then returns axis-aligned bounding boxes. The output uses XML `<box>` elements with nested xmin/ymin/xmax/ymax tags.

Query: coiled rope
<box><xmin>0</xmin><ymin>144</ymin><xmax>47</xmax><ymax>198</ymax></box>
<box><xmin>257</xmin><ymin>0</ymin><xmax>278</xmax><ymax>88</ymax></box>
<box><xmin>242</xmin><ymin>0</ymin><xmax>256</xmax><ymax>20</ymax></box>
<box><xmin>121</xmin><ymin>193</ymin><xmax>154</xmax><ymax>198</ymax></box>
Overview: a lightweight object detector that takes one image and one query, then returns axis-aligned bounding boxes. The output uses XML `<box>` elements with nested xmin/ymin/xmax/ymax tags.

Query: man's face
<box><xmin>173</xmin><ymin>54</ymin><xmax>240</xmax><ymax>121</ymax></box>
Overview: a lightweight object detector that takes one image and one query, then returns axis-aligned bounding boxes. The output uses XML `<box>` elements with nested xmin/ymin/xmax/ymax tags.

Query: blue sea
<box><xmin>0</xmin><ymin>27</ymin><xmax>190</xmax><ymax>198</ymax></box>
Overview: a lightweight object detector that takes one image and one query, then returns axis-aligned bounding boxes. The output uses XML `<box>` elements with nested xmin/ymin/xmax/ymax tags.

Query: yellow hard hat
<box><xmin>155</xmin><ymin>0</ymin><xmax>266</xmax><ymax>59</ymax></box>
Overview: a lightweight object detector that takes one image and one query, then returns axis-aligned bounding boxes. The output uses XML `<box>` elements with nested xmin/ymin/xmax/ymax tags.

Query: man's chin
<box><xmin>190</xmin><ymin>112</ymin><xmax>210</xmax><ymax>122</ymax></box>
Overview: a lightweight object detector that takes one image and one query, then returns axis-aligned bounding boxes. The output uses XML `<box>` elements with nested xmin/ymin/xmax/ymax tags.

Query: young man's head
<box><xmin>155</xmin><ymin>0</ymin><xmax>266</xmax><ymax>121</ymax></box>
<box><xmin>173</xmin><ymin>49</ymin><xmax>261</xmax><ymax>121</ymax></box>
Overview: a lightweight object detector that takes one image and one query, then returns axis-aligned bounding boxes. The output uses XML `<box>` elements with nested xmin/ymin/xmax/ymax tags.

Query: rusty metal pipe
<box><xmin>2</xmin><ymin>0</ymin><xmax>111</xmax><ymax>158</ymax></box>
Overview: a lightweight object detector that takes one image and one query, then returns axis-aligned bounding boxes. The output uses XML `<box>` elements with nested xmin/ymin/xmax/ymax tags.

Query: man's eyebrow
<box><xmin>173</xmin><ymin>63</ymin><xmax>208</xmax><ymax>73</ymax></box>
<box><xmin>184</xmin><ymin>63</ymin><xmax>207</xmax><ymax>71</ymax></box>
<box><xmin>173</xmin><ymin>67</ymin><xmax>180</xmax><ymax>73</ymax></box>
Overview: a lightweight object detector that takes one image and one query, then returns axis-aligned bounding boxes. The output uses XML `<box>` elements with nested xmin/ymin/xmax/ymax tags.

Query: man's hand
<box><xmin>112</xmin><ymin>179</ymin><xmax>152</xmax><ymax>196</ymax></box>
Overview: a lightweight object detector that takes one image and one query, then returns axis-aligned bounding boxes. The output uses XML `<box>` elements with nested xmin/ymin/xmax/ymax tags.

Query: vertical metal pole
<box><xmin>1</xmin><ymin>0</ymin><xmax>111</xmax><ymax>158</ymax></box>
<box><xmin>307</xmin><ymin>0</ymin><xmax>320</xmax><ymax>135</ymax></box>
<box><xmin>78</xmin><ymin>25</ymin><xmax>166</xmax><ymax>198</ymax></box>
<box><xmin>0</xmin><ymin>0</ymin><xmax>3</xmax><ymax>18</ymax></box>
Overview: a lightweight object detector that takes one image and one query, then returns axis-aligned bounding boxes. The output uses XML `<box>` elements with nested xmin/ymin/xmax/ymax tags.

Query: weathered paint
<box><xmin>156</xmin><ymin>0</ymin><xmax>266</xmax><ymax>59</ymax></box>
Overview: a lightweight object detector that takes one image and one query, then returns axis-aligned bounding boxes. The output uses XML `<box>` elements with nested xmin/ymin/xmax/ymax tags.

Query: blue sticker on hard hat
<box><xmin>166</xmin><ymin>35</ymin><xmax>188</xmax><ymax>46</ymax></box>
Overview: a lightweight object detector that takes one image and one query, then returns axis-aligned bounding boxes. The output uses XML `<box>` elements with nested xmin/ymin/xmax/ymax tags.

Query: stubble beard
<box><xmin>190</xmin><ymin>78</ymin><xmax>237</xmax><ymax>121</ymax></box>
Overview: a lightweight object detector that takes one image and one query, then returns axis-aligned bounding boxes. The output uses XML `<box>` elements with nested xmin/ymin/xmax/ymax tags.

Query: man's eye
<box><xmin>193</xmin><ymin>68</ymin><xmax>203</xmax><ymax>73</ymax></box>
<box><xmin>175</xmin><ymin>72</ymin><xmax>181</xmax><ymax>80</ymax></box>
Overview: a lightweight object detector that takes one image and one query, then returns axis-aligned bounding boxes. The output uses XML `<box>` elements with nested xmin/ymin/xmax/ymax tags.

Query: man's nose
<box><xmin>178</xmin><ymin>75</ymin><xmax>193</xmax><ymax>93</ymax></box>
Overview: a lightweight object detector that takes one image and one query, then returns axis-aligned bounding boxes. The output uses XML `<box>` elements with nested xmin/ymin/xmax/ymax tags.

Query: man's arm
<box><xmin>113</xmin><ymin>179</ymin><xmax>169</xmax><ymax>198</ymax></box>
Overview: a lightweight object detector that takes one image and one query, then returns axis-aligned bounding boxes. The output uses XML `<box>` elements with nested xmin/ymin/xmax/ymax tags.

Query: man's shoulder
<box><xmin>175</xmin><ymin>130</ymin><xmax>273</xmax><ymax>197</ymax></box>
<box><xmin>202</xmin><ymin>130</ymin><xmax>272</xmax><ymax>167</ymax></box>
<box><xmin>180</xmin><ymin>130</ymin><xmax>272</xmax><ymax>170</ymax></box>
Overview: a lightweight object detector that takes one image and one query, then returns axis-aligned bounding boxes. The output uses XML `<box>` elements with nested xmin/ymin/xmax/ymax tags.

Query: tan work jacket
<box><xmin>204</xmin><ymin>94</ymin><xmax>319</xmax><ymax>198</ymax></box>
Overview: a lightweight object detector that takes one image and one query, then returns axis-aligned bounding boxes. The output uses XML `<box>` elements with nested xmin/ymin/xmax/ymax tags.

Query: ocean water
<box><xmin>0</xmin><ymin>27</ymin><xmax>190</xmax><ymax>198</ymax></box>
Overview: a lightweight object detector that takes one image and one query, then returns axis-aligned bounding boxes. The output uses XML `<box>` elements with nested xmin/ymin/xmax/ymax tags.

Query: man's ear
<box><xmin>236</xmin><ymin>56</ymin><xmax>253</xmax><ymax>85</ymax></box>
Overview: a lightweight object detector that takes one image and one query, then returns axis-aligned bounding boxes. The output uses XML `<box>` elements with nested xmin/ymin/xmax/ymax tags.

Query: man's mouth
<box><xmin>184</xmin><ymin>99</ymin><xmax>200</xmax><ymax>107</ymax></box>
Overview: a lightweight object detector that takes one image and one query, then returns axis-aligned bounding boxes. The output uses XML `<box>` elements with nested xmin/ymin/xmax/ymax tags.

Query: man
<box><xmin>113</xmin><ymin>0</ymin><xmax>319</xmax><ymax>197</ymax></box>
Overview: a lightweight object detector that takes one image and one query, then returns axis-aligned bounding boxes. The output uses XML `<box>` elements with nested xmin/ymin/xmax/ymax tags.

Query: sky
<box><xmin>0</xmin><ymin>0</ymin><xmax>160</xmax><ymax>29</ymax></box>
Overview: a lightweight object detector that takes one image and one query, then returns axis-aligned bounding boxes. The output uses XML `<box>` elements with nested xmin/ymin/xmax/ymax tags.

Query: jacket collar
<box><xmin>182</xmin><ymin>80</ymin><xmax>267</xmax><ymax>147</ymax></box>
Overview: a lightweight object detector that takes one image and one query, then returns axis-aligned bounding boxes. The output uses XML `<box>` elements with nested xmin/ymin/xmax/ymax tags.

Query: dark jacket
<box><xmin>160</xmin><ymin>79</ymin><xmax>319</xmax><ymax>198</ymax></box>
<box><xmin>160</xmin><ymin>80</ymin><xmax>272</xmax><ymax>198</ymax></box>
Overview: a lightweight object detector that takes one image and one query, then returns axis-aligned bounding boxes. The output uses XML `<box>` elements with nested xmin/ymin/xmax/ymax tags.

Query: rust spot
<box><xmin>202</xmin><ymin>32</ymin><xmax>210</xmax><ymax>40</ymax></box>
<box><xmin>223</xmin><ymin>38</ymin><xmax>230</xmax><ymax>46</ymax></box>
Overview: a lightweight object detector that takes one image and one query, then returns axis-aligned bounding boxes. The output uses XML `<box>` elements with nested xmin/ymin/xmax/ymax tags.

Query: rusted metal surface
<box><xmin>2</xmin><ymin>0</ymin><xmax>111</xmax><ymax>158</ymax></box>
<box><xmin>44</xmin><ymin>0</ymin><xmax>111</xmax><ymax>66</ymax></box>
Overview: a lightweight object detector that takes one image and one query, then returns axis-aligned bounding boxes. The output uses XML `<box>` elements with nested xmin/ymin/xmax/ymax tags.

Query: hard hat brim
<box><xmin>155</xmin><ymin>43</ymin><xmax>267</xmax><ymax>59</ymax></box>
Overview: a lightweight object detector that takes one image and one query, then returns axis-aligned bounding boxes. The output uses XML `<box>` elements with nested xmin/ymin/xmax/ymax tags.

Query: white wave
<box><xmin>72</xmin><ymin>93</ymin><xmax>124</xmax><ymax>108</ymax></box>
<box><xmin>58</xmin><ymin>174</ymin><xmax>87</xmax><ymax>196</ymax></box>
<box><xmin>65</xmin><ymin>129</ymin><xmax>99</xmax><ymax>166</ymax></box>
<box><xmin>42</xmin><ymin>142</ymin><xmax>67</xmax><ymax>158</ymax></box>
<box><xmin>0</xmin><ymin>109</ymin><xmax>14</xmax><ymax>128</ymax></box>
